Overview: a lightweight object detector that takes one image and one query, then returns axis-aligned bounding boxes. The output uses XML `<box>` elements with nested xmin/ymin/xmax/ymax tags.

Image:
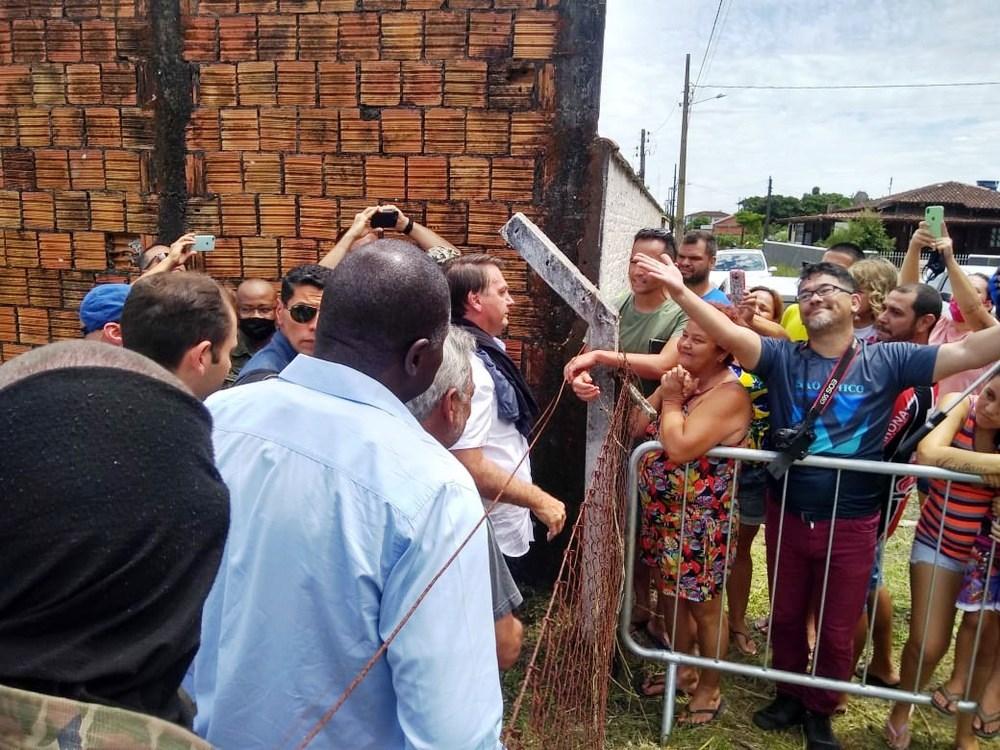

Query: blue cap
<box><xmin>79</xmin><ymin>284</ymin><xmax>131</xmax><ymax>334</ymax></box>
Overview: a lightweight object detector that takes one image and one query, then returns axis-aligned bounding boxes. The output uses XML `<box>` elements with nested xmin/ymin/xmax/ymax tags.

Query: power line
<box><xmin>693</xmin><ymin>0</ymin><xmax>725</xmax><ymax>89</ymax></box>
<box><xmin>694</xmin><ymin>81</ymin><xmax>1000</xmax><ymax>90</ymax></box>
<box><xmin>699</xmin><ymin>0</ymin><xmax>734</xmax><ymax>88</ymax></box>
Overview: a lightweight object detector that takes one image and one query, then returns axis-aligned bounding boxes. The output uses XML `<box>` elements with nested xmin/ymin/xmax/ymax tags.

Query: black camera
<box><xmin>925</xmin><ymin>250</ymin><xmax>946</xmax><ymax>277</ymax></box>
<box><xmin>768</xmin><ymin>423</ymin><xmax>816</xmax><ymax>479</ymax></box>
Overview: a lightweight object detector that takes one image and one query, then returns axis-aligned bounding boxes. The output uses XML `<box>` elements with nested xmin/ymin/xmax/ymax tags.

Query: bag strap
<box><xmin>800</xmin><ymin>339</ymin><xmax>859</xmax><ymax>431</ymax></box>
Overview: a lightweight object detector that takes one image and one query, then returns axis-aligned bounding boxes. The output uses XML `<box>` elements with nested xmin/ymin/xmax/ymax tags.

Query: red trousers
<box><xmin>764</xmin><ymin>502</ymin><xmax>879</xmax><ymax>715</ymax></box>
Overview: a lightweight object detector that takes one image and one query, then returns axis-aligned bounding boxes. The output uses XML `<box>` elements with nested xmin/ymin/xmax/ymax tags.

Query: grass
<box><xmin>504</xmin><ymin>503</ymin><xmax>966</xmax><ymax>749</ymax></box>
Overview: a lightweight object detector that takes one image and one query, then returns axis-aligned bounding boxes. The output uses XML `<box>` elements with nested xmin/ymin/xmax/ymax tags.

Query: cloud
<box><xmin>599</xmin><ymin>0</ymin><xmax>1000</xmax><ymax>215</ymax></box>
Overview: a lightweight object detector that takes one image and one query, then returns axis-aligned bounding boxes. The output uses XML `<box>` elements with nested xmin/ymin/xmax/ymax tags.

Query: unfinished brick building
<box><xmin>0</xmin><ymin>0</ymin><xmax>604</xmax><ymax>557</ymax></box>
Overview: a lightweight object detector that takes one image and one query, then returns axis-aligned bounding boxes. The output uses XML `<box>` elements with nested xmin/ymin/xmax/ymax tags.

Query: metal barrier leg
<box><xmin>659</xmin><ymin>662</ymin><xmax>678</xmax><ymax>745</ymax></box>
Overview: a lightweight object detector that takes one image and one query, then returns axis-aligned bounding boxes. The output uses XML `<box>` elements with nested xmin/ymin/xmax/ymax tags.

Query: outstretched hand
<box><xmin>633</xmin><ymin>252</ymin><xmax>685</xmax><ymax>295</ymax></box>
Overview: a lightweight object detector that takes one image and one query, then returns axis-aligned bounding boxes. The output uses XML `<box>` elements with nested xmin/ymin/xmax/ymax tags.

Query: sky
<box><xmin>598</xmin><ymin>0</ymin><xmax>1000</xmax><ymax>217</ymax></box>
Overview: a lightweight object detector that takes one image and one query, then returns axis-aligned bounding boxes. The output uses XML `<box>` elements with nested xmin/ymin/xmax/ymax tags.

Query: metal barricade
<box><xmin>619</xmin><ymin>440</ymin><xmax>995</xmax><ymax>743</ymax></box>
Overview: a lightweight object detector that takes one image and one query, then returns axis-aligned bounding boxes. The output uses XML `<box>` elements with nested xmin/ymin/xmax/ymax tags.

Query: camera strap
<box><xmin>800</xmin><ymin>339</ymin><xmax>860</xmax><ymax>432</ymax></box>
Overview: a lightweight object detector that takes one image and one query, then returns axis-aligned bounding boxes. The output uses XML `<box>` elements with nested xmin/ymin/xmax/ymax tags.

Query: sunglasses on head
<box><xmin>288</xmin><ymin>303</ymin><xmax>319</xmax><ymax>324</ymax></box>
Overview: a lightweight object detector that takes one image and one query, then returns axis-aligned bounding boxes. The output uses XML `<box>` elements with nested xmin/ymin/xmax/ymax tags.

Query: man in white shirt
<box><xmin>445</xmin><ymin>254</ymin><xmax>567</xmax><ymax>568</ymax></box>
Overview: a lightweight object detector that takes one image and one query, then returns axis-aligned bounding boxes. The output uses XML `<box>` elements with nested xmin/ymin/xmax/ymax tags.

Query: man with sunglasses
<box><xmin>633</xmin><ymin>252</ymin><xmax>1000</xmax><ymax>750</ymax></box>
<box><xmin>233</xmin><ymin>264</ymin><xmax>330</xmax><ymax>386</ymax></box>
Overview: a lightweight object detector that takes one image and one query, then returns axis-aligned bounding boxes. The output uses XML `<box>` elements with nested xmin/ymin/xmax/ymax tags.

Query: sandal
<box><xmin>930</xmin><ymin>685</ymin><xmax>961</xmax><ymax>717</ymax></box>
<box><xmin>753</xmin><ymin>615</ymin><xmax>771</xmax><ymax>636</ymax></box>
<box><xmin>884</xmin><ymin>716</ymin><xmax>911</xmax><ymax>750</ymax></box>
<box><xmin>730</xmin><ymin>628</ymin><xmax>758</xmax><ymax>656</ymax></box>
<box><xmin>632</xmin><ymin>669</ymin><xmax>697</xmax><ymax>698</ymax></box>
<box><xmin>677</xmin><ymin>698</ymin><xmax>725</xmax><ymax>727</ymax></box>
<box><xmin>973</xmin><ymin>707</ymin><xmax>1000</xmax><ymax>740</ymax></box>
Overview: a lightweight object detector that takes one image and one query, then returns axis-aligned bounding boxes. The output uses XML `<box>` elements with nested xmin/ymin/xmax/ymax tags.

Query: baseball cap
<box><xmin>79</xmin><ymin>284</ymin><xmax>131</xmax><ymax>335</ymax></box>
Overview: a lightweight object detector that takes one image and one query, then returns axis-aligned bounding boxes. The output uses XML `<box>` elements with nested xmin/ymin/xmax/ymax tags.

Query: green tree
<box><xmin>734</xmin><ymin>210</ymin><xmax>764</xmax><ymax>236</ymax></box>
<box><xmin>821</xmin><ymin>211</ymin><xmax>894</xmax><ymax>255</ymax></box>
<box><xmin>685</xmin><ymin>214</ymin><xmax>713</xmax><ymax>231</ymax></box>
<box><xmin>799</xmin><ymin>189</ymin><xmax>853</xmax><ymax>216</ymax></box>
<box><xmin>716</xmin><ymin>234</ymin><xmax>741</xmax><ymax>249</ymax></box>
<box><xmin>738</xmin><ymin>195</ymin><xmax>802</xmax><ymax>220</ymax></box>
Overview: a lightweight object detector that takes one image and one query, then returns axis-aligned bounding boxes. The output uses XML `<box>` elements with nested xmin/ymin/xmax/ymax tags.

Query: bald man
<box><xmin>226</xmin><ymin>279</ymin><xmax>278</xmax><ymax>385</ymax></box>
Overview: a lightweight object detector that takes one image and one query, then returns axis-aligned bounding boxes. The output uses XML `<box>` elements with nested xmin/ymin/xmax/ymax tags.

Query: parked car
<box><xmin>709</xmin><ymin>249</ymin><xmax>799</xmax><ymax>303</ymax></box>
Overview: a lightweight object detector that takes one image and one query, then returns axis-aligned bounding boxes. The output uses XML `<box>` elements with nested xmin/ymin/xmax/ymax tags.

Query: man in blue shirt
<box><xmin>233</xmin><ymin>264</ymin><xmax>330</xmax><ymax>385</ymax></box>
<box><xmin>677</xmin><ymin>230</ymin><xmax>730</xmax><ymax>305</ymax></box>
<box><xmin>634</xmin><ymin>253</ymin><xmax>1000</xmax><ymax>750</ymax></box>
<box><xmin>192</xmin><ymin>241</ymin><xmax>503</xmax><ymax>749</ymax></box>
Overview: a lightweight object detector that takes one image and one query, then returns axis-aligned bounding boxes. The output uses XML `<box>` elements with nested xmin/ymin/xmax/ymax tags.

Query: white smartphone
<box><xmin>192</xmin><ymin>234</ymin><xmax>215</xmax><ymax>252</ymax></box>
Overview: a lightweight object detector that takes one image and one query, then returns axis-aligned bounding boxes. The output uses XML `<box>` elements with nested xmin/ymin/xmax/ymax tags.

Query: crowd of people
<box><xmin>3</xmin><ymin>205</ymin><xmax>1000</xmax><ymax>750</ymax></box>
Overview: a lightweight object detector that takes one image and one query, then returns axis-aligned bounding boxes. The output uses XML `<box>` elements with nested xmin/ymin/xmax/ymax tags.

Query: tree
<box><xmin>821</xmin><ymin>211</ymin><xmax>894</xmax><ymax>255</ymax></box>
<box><xmin>799</xmin><ymin>190</ymin><xmax>853</xmax><ymax>216</ymax></box>
<box><xmin>738</xmin><ymin>195</ymin><xmax>802</xmax><ymax>220</ymax></box>
<box><xmin>685</xmin><ymin>214</ymin><xmax>713</xmax><ymax>231</ymax></box>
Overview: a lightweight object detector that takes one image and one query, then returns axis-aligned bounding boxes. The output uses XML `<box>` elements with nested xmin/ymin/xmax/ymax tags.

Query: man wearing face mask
<box><xmin>226</xmin><ymin>279</ymin><xmax>278</xmax><ymax>386</ymax></box>
<box><xmin>233</xmin><ymin>264</ymin><xmax>331</xmax><ymax>386</ymax></box>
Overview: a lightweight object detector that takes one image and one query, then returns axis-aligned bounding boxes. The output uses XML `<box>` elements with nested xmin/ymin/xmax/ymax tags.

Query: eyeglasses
<box><xmin>288</xmin><ymin>304</ymin><xmax>319</xmax><ymax>324</ymax></box>
<box><xmin>796</xmin><ymin>284</ymin><xmax>853</xmax><ymax>304</ymax></box>
<box><xmin>142</xmin><ymin>251</ymin><xmax>168</xmax><ymax>270</ymax></box>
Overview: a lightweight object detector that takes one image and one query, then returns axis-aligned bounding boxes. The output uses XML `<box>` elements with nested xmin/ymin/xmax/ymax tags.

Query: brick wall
<box><xmin>0</xmin><ymin>0</ymin><xmax>601</xmax><ymax>379</ymax></box>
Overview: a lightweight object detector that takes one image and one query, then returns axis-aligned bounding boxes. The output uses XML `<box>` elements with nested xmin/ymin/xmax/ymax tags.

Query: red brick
<box><xmin>258</xmin><ymin>15</ymin><xmax>297</xmax><ymax>62</ymax></box>
<box><xmin>382</xmin><ymin>12</ymin><xmax>422</xmax><ymax>60</ymax></box>
<box><xmin>277</xmin><ymin>61</ymin><xmax>316</xmax><ymax>105</ymax></box>
<box><xmin>239</xmin><ymin>0</ymin><xmax>277</xmax><ymax>10</ymax></box>
<box><xmin>55</xmin><ymin>190</ymin><xmax>91</xmax><ymax>230</ymax></box>
<box><xmin>38</xmin><ymin>231</ymin><xmax>72</xmax><ymax>269</ymax></box>
<box><xmin>338</xmin><ymin>12</ymin><xmax>379</xmax><ymax>61</ymax></box>
<box><xmin>0</xmin><ymin>108</ymin><xmax>15</xmax><ymax>146</ymax></box>
<box><xmin>365</xmin><ymin>155</ymin><xmax>404</xmax><ymax>199</ymax></box>
<box><xmin>406</xmin><ymin>155</ymin><xmax>446</xmax><ymax>200</ymax></box>
<box><xmin>186</xmin><ymin>108</ymin><xmax>221</xmax><ymax>151</ymax></box>
<box><xmin>31</xmin><ymin>64</ymin><xmax>66</xmax><ymax>105</ymax></box>
<box><xmin>186</xmin><ymin>152</ymin><xmax>205</xmax><ymax>196</ymax></box>
<box><xmin>187</xmin><ymin>196</ymin><xmax>220</xmax><ymax>233</ymax></box>
<box><xmin>468</xmin><ymin>201</ymin><xmax>510</xmax><ymax>247</ymax></box>
<box><xmin>98</xmin><ymin>0</ymin><xmax>139</xmax><ymax>18</ymax></box>
<box><xmin>79</xmin><ymin>19</ymin><xmax>115</xmax><ymax>63</ymax></box>
<box><xmin>279</xmin><ymin>237</ymin><xmax>318</xmax><ymax>271</ymax></box>
<box><xmin>101</xmin><ymin>63</ymin><xmax>137</xmax><ymax>105</ymax></box>
<box><xmin>88</xmin><ymin>191</ymin><xmax>125</xmax><ymax>231</ymax></box>
<box><xmin>16</xmin><ymin>107</ymin><xmax>50</xmax><ymax>147</ymax></box>
<box><xmin>204</xmin><ymin>150</ymin><xmax>243</xmax><ymax>193</ymax></box>
<box><xmin>0</xmin><ymin>22</ymin><xmax>11</xmax><ymax>66</ymax></box>
<box><xmin>242</xmin><ymin>152</ymin><xmax>282</xmax><ymax>193</ymax></box>
<box><xmin>513</xmin><ymin>10</ymin><xmax>558</xmax><ymax>59</ymax></box>
<box><xmin>469</xmin><ymin>11</ymin><xmax>512</xmax><ymax>58</ymax></box>
<box><xmin>318</xmin><ymin>61</ymin><xmax>356</xmax><ymax>106</ymax></box>
<box><xmin>425</xmin><ymin>200</ymin><xmax>466</xmax><ymax>244</ymax></box>
<box><xmin>104</xmin><ymin>150</ymin><xmax>141</xmax><ymax>190</ymax></box>
<box><xmin>491</xmin><ymin>157</ymin><xmax>533</xmax><ymax>201</ymax></box>
<box><xmin>259</xmin><ymin>194</ymin><xmax>297</xmax><ymax>237</ymax></box>
<box><xmin>72</xmin><ymin>230</ymin><xmax>106</xmax><ymax>269</ymax></box>
<box><xmin>241</xmin><ymin>237</ymin><xmax>279</xmax><ymax>278</ymax></box>
<box><xmin>237</xmin><ymin>61</ymin><xmax>276</xmax><ymax>105</ymax></box>
<box><xmin>323</xmin><ymin>154</ymin><xmax>362</xmax><ymax>197</ymax></box>
<box><xmin>339</xmin><ymin>108</ymin><xmax>378</xmax><ymax>153</ymax></box>
<box><xmin>449</xmin><ymin>155</ymin><xmax>489</xmax><ymax>199</ymax></box>
<box><xmin>401</xmin><ymin>60</ymin><xmax>441</xmax><ymax>106</ymax></box>
<box><xmin>424</xmin><ymin>107</ymin><xmax>464</xmax><ymax>153</ymax></box>
<box><xmin>65</xmin><ymin>63</ymin><xmax>101</xmax><ymax>105</ymax></box>
<box><xmin>404</xmin><ymin>0</ymin><xmax>444</xmax><ymax>7</ymax></box>
<box><xmin>283</xmin><ymin>154</ymin><xmax>323</xmax><ymax>196</ymax></box>
<box><xmin>361</xmin><ymin>0</ymin><xmax>401</xmax><ymax>8</ymax></box>
<box><xmin>319</xmin><ymin>0</ymin><xmax>355</xmax><ymax>8</ymax></box>
<box><xmin>0</xmin><ymin>189</ymin><xmax>19</xmax><ymax>227</ymax></box>
<box><xmin>12</xmin><ymin>20</ymin><xmax>45</xmax><ymax>63</ymax></box>
<box><xmin>119</xmin><ymin>107</ymin><xmax>152</xmax><ymax>149</ymax></box>
<box><xmin>220</xmin><ymin>193</ymin><xmax>258</xmax><ymax>236</ymax></box>
<box><xmin>0</xmin><ymin>305</ymin><xmax>13</xmax><ymax>339</ymax></box>
<box><xmin>198</xmin><ymin>64</ymin><xmax>237</xmax><ymax>107</ymax></box>
<box><xmin>34</xmin><ymin>149</ymin><xmax>69</xmax><ymax>189</ymax></box>
<box><xmin>125</xmin><ymin>193</ymin><xmax>158</xmax><ymax>234</ymax></box>
<box><xmin>466</xmin><ymin>110</ymin><xmax>509</xmax><ymax>155</ymax></box>
<box><xmin>198</xmin><ymin>0</ymin><xmax>238</xmax><ymax>13</ymax></box>
<box><xmin>43</xmin><ymin>19</ymin><xmax>81</xmax><ymax>63</ymax></box>
<box><xmin>425</xmin><ymin>11</ymin><xmax>465</xmax><ymax>59</ymax></box>
<box><xmin>444</xmin><ymin>60</ymin><xmax>487</xmax><ymax>107</ymax></box>
<box><xmin>298</xmin><ymin>195</ymin><xmax>336</xmax><ymax>240</ymax></box>
<box><xmin>84</xmin><ymin>106</ymin><xmax>120</xmax><ymax>147</ymax></box>
<box><xmin>298</xmin><ymin>14</ymin><xmax>337</xmax><ymax>61</ymax></box>
<box><xmin>360</xmin><ymin>61</ymin><xmax>400</xmax><ymax>106</ymax></box>
<box><xmin>219</xmin><ymin>16</ymin><xmax>256</xmax><ymax>61</ymax></box>
<box><xmin>381</xmin><ymin>108</ymin><xmax>421</xmax><ymax>154</ymax></box>
<box><xmin>50</xmin><ymin>307</ymin><xmax>82</xmax><ymax>338</ymax></box>
<box><xmin>2</xmin><ymin>145</ymin><xmax>36</xmax><ymax>188</ymax></box>
<box><xmin>0</xmin><ymin>65</ymin><xmax>33</xmax><ymax>105</ymax></box>
<box><xmin>488</xmin><ymin>62</ymin><xmax>536</xmax><ymax>109</ymax></box>
<box><xmin>450</xmin><ymin>0</ymin><xmax>491</xmax><ymax>7</ymax></box>
<box><xmin>220</xmin><ymin>108</ymin><xmax>259</xmax><ymax>151</ymax></box>
<box><xmin>17</xmin><ymin>305</ymin><xmax>49</xmax><ymax>344</ymax></box>
<box><xmin>202</xmin><ymin>236</ymin><xmax>243</xmax><ymax>278</ymax></box>
<box><xmin>510</xmin><ymin>111</ymin><xmax>550</xmax><ymax>156</ymax></box>
<box><xmin>259</xmin><ymin>107</ymin><xmax>298</xmax><ymax>152</ymax></box>
<box><xmin>21</xmin><ymin>190</ymin><xmax>54</xmax><ymax>229</ymax></box>
<box><xmin>298</xmin><ymin>107</ymin><xmax>338</xmax><ymax>153</ymax></box>
<box><xmin>0</xmin><ymin>268</ymin><xmax>27</xmax><ymax>304</ymax></box>
<box><xmin>115</xmin><ymin>19</ymin><xmax>150</xmax><ymax>61</ymax></box>
<box><xmin>183</xmin><ymin>16</ymin><xmax>217</xmax><ymax>62</ymax></box>
<box><xmin>280</xmin><ymin>0</ymin><xmax>319</xmax><ymax>12</ymax></box>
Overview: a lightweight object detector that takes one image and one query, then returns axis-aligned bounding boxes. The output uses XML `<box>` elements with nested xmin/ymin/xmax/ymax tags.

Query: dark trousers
<box><xmin>764</xmin><ymin>501</ymin><xmax>880</xmax><ymax>715</ymax></box>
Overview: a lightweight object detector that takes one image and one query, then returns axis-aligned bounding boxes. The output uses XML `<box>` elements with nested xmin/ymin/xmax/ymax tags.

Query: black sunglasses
<box><xmin>288</xmin><ymin>303</ymin><xmax>319</xmax><ymax>324</ymax></box>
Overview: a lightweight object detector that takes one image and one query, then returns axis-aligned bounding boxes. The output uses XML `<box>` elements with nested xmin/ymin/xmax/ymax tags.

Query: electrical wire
<box><xmin>693</xmin><ymin>0</ymin><xmax>726</xmax><ymax>89</ymax></box>
<box><xmin>699</xmin><ymin>0</ymin><xmax>734</xmax><ymax>88</ymax></box>
<box><xmin>694</xmin><ymin>81</ymin><xmax>1000</xmax><ymax>90</ymax></box>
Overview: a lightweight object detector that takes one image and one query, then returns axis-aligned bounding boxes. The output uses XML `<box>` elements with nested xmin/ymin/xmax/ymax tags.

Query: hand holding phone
<box><xmin>925</xmin><ymin>206</ymin><xmax>944</xmax><ymax>239</ymax></box>
<box><xmin>370</xmin><ymin>209</ymin><xmax>399</xmax><ymax>230</ymax></box>
<box><xmin>728</xmin><ymin>269</ymin><xmax>746</xmax><ymax>304</ymax></box>
<box><xmin>192</xmin><ymin>234</ymin><xmax>215</xmax><ymax>252</ymax></box>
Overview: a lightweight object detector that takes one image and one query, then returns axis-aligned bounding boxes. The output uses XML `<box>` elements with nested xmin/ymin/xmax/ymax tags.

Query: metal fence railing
<box><xmin>620</xmin><ymin>441</ymin><xmax>995</xmax><ymax>743</ymax></box>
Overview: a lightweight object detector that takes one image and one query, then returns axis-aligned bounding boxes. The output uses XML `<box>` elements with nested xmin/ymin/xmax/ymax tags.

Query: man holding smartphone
<box><xmin>320</xmin><ymin>205</ymin><xmax>460</xmax><ymax>269</ymax></box>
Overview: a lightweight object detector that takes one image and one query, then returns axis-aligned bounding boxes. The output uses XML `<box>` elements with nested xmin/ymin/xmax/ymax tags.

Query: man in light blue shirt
<box><xmin>192</xmin><ymin>241</ymin><xmax>503</xmax><ymax>749</ymax></box>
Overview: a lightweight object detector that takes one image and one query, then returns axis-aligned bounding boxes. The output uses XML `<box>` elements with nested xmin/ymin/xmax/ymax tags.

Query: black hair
<box><xmin>314</xmin><ymin>240</ymin><xmax>450</xmax><ymax>370</ymax></box>
<box><xmin>825</xmin><ymin>242</ymin><xmax>865</xmax><ymax>263</ymax></box>
<box><xmin>281</xmin><ymin>264</ymin><xmax>331</xmax><ymax>305</ymax></box>
<box><xmin>799</xmin><ymin>261</ymin><xmax>857</xmax><ymax>292</ymax></box>
<box><xmin>895</xmin><ymin>282</ymin><xmax>943</xmax><ymax>322</ymax></box>
<box><xmin>633</xmin><ymin>228</ymin><xmax>677</xmax><ymax>260</ymax></box>
<box><xmin>681</xmin><ymin>230</ymin><xmax>718</xmax><ymax>259</ymax></box>
<box><xmin>121</xmin><ymin>273</ymin><xmax>234</xmax><ymax>370</ymax></box>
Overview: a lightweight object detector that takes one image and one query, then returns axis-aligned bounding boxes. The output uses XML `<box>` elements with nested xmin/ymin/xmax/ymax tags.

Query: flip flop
<box><xmin>677</xmin><ymin>698</ymin><xmax>725</xmax><ymax>727</ymax></box>
<box><xmin>730</xmin><ymin>628</ymin><xmax>758</xmax><ymax>656</ymax></box>
<box><xmin>853</xmin><ymin>666</ymin><xmax>901</xmax><ymax>689</ymax></box>
<box><xmin>753</xmin><ymin>615</ymin><xmax>771</xmax><ymax>636</ymax></box>
<box><xmin>884</xmin><ymin>717</ymin><xmax>911</xmax><ymax>750</ymax></box>
<box><xmin>930</xmin><ymin>685</ymin><xmax>961</xmax><ymax>717</ymax></box>
<box><xmin>973</xmin><ymin>708</ymin><xmax>1000</xmax><ymax>740</ymax></box>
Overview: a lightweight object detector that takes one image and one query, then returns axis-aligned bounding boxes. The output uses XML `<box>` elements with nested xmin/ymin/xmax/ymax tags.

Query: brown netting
<box><xmin>504</xmin><ymin>382</ymin><xmax>634</xmax><ymax>749</ymax></box>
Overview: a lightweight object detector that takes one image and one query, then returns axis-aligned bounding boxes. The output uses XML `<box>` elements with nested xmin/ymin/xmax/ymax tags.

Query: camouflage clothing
<box><xmin>0</xmin><ymin>683</ymin><xmax>211</xmax><ymax>749</ymax></box>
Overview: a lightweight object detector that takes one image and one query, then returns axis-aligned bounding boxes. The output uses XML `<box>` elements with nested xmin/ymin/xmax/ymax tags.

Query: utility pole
<box><xmin>762</xmin><ymin>176</ymin><xmax>773</xmax><ymax>242</ymax></box>
<box><xmin>674</xmin><ymin>53</ymin><xmax>691</xmax><ymax>231</ymax></box>
<box><xmin>638</xmin><ymin>128</ymin><xmax>647</xmax><ymax>184</ymax></box>
<box><xmin>667</xmin><ymin>162</ymin><xmax>677</xmax><ymax>228</ymax></box>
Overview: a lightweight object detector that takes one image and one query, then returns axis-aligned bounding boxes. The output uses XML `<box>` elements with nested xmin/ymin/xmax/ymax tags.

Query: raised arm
<box><xmin>634</xmin><ymin>253</ymin><xmax>763</xmax><ymax>369</ymax></box>
<box><xmin>940</xmin><ymin>228</ymin><xmax>997</xmax><ymax>332</ymax></box>
<box><xmin>932</xmin><ymin>323</ymin><xmax>1000</xmax><ymax>383</ymax></box>
<box><xmin>899</xmin><ymin>223</ymin><xmax>932</xmax><ymax>286</ymax></box>
<box><xmin>916</xmin><ymin>394</ymin><xmax>1000</xmax><ymax>478</ymax></box>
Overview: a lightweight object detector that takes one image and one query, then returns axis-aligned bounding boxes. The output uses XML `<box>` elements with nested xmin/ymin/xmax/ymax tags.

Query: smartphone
<box><xmin>728</xmin><ymin>269</ymin><xmax>746</xmax><ymax>303</ymax></box>
<box><xmin>370</xmin><ymin>209</ymin><xmax>399</xmax><ymax>229</ymax></box>
<box><xmin>192</xmin><ymin>234</ymin><xmax>215</xmax><ymax>252</ymax></box>
<box><xmin>925</xmin><ymin>205</ymin><xmax>944</xmax><ymax>239</ymax></box>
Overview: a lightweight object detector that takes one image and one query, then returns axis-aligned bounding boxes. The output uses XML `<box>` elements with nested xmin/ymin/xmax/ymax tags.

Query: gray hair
<box><xmin>0</xmin><ymin>340</ymin><xmax>189</xmax><ymax>393</ymax></box>
<box><xmin>406</xmin><ymin>326</ymin><xmax>475</xmax><ymax>422</ymax></box>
